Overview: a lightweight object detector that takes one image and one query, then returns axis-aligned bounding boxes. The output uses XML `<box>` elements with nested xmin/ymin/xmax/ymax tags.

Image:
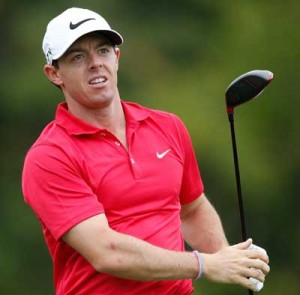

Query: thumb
<box><xmin>232</xmin><ymin>238</ymin><xmax>253</xmax><ymax>250</ymax></box>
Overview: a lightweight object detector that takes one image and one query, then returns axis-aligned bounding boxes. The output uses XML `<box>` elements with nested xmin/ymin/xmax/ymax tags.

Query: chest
<box><xmin>72</xmin><ymin>123</ymin><xmax>184</xmax><ymax>223</ymax></box>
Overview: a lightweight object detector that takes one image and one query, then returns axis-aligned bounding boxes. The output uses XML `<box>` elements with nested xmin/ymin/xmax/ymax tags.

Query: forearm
<box><xmin>95</xmin><ymin>229</ymin><xmax>198</xmax><ymax>280</ymax></box>
<box><xmin>180</xmin><ymin>196</ymin><xmax>270</xmax><ymax>292</ymax></box>
<box><xmin>181</xmin><ymin>194</ymin><xmax>229</xmax><ymax>253</ymax></box>
<box><xmin>63</xmin><ymin>214</ymin><xmax>199</xmax><ymax>281</ymax></box>
<box><xmin>100</xmin><ymin>230</ymin><xmax>270</xmax><ymax>292</ymax></box>
<box><xmin>63</xmin><ymin>213</ymin><xmax>270</xmax><ymax>292</ymax></box>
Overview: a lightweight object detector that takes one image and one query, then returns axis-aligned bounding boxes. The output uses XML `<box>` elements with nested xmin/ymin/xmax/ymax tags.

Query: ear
<box><xmin>115</xmin><ymin>48</ymin><xmax>120</xmax><ymax>71</ymax></box>
<box><xmin>44</xmin><ymin>64</ymin><xmax>63</xmax><ymax>86</ymax></box>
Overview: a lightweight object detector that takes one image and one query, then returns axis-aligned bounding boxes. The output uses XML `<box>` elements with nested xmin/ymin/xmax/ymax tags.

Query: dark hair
<box><xmin>52</xmin><ymin>59</ymin><xmax>59</xmax><ymax>69</ymax></box>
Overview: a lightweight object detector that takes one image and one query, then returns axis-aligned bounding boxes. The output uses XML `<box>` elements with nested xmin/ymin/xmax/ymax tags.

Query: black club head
<box><xmin>225</xmin><ymin>70</ymin><xmax>273</xmax><ymax>114</ymax></box>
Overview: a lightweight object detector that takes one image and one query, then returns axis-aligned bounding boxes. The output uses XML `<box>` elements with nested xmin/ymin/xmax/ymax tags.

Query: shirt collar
<box><xmin>55</xmin><ymin>101</ymin><xmax>150</xmax><ymax>136</ymax></box>
<box><xmin>121</xmin><ymin>100</ymin><xmax>149</xmax><ymax>123</ymax></box>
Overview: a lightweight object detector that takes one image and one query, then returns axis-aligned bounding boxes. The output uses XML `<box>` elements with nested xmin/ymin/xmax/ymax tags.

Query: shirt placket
<box><xmin>126</xmin><ymin>123</ymin><xmax>143</xmax><ymax>180</ymax></box>
<box><xmin>100</xmin><ymin>128</ymin><xmax>142</xmax><ymax>180</ymax></box>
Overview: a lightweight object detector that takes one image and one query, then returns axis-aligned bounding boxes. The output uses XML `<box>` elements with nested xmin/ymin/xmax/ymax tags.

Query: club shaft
<box><xmin>228</xmin><ymin>114</ymin><xmax>253</xmax><ymax>295</ymax></box>
<box><xmin>228</xmin><ymin>113</ymin><xmax>248</xmax><ymax>241</ymax></box>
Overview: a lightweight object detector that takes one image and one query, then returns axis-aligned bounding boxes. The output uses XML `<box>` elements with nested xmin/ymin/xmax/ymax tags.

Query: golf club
<box><xmin>225</xmin><ymin>70</ymin><xmax>273</xmax><ymax>294</ymax></box>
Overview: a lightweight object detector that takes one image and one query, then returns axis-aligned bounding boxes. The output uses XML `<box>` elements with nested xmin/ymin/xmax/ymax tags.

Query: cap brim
<box><xmin>100</xmin><ymin>30</ymin><xmax>123</xmax><ymax>46</ymax></box>
<box><xmin>52</xmin><ymin>29</ymin><xmax>123</xmax><ymax>62</ymax></box>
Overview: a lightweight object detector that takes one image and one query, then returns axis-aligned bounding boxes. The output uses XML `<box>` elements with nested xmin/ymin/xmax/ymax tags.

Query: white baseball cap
<box><xmin>42</xmin><ymin>7</ymin><xmax>123</xmax><ymax>65</ymax></box>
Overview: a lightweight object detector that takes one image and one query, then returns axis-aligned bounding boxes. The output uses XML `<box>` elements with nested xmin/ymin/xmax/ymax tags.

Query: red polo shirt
<box><xmin>22</xmin><ymin>101</ymin><xmax>204</xmax><ymax>294</ymax></box>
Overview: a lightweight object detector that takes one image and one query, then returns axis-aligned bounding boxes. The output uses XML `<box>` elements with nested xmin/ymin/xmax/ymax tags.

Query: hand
<box><xmin>201</xmin><ymin>239</ymin><xmax>270</xmax><ymax>292</ymax></box>
<box><xmin>248</xmin><ymin>244</ymin><xmax>268</xmax><ymax>292</ymax></box>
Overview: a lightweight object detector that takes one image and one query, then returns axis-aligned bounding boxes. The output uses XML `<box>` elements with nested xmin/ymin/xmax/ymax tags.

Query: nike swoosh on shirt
<box><xmin>69</xmin><ymin>18</ymin><xmax>96</xmax><ymax>30</ymax></box>
<box><xmin>156</xmin><ymin>149</ymin><xmax>171</xmax><ymax>159</ymax></box>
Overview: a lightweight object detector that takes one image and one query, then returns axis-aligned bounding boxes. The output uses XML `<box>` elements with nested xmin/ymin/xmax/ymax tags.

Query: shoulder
<box><xmin>124</xmin><ymin>100</ymin><xmax>186</xmax><ymax>128</ymax></box>
<box><xmin>24</xmin><ymin>121</ymin><xmax>74</xmax><ymax>172</ymax></box>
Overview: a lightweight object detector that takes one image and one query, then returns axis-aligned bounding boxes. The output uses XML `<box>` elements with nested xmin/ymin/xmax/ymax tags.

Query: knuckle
<box><xmin>263</xmin><ymin>266</ymin><xmax>270</xmax><ymax>275</ymax></box>
<box><xmin>247</xmin><ymin>280</ymin><xmax>255</xmax><ymax>291</ymax></box>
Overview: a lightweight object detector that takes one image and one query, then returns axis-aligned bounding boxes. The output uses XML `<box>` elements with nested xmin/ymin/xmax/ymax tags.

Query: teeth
<box><xmin>90</xmin><ymin>78</ymin><xmax>105</xmax><ymax>84</ymax></box>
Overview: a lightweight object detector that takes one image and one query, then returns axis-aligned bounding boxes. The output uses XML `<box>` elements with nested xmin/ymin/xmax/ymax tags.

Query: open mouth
<box><xmin>89</xmin><ymin>77</ymin><xmax>107</xmax><ymax>85</ymax></box>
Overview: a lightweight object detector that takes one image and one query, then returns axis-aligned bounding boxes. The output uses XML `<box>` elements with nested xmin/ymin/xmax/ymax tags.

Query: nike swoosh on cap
<box><xmin>69</xmin><ymin>18</ymin><xmax>96</xmax><ymax>30</ymax></box>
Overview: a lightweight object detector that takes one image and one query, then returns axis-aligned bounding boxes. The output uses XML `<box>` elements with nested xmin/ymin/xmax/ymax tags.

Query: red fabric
<box><xmin>22</xmin><ymin>101</ymin><xmax>204</xmax><ymax>294</ymax></box>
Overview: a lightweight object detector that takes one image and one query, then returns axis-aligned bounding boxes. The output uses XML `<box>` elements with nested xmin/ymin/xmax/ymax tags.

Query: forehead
<box><xmin>69</xmin><ymin>32</ymin><xmax>112</xmax><ymax>49</ymax></box>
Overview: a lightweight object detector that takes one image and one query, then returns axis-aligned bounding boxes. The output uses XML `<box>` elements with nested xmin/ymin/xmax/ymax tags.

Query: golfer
<box><xmin>22</xmin><ymin>7</ymin><xmax>270</xmax><ymax>295</ymax></box>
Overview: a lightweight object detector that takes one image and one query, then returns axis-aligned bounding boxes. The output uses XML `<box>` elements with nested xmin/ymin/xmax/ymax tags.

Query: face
<box><xmin>44</xmin><ymin>32</ymin><xmax>120</xmax><ymax>112</ymax></box>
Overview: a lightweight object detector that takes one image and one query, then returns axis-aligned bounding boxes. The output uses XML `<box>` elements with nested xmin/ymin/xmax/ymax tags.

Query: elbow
<box><xmin>89</xmin><ymin>250</ymin><xmax>117</xmax><ymax>274</ymax></box>
<box><xmin>90</xmin><ymin>256</ymin><xmax>119</xmax><ymax>275</ymax></box>
<box><xmin>89</xmin><ymin>251</ymin><xmax>152</xmax><ymax>281</ymax></box>
<box><xmin>88</xmin><ymin>241</ymin><xmax>125</xmax><ymax>275</ymax></box>
<box><xmin>90</xmin><ymin>258</ymin><xmax>107</xmax><ymax>273</ymax></box>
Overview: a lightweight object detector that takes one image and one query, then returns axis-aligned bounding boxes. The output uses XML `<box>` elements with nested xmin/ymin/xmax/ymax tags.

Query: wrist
<box><xmin>192</xmin><ymin>250</ymin><xmax>203</xmax><ymax>280</ymax></box>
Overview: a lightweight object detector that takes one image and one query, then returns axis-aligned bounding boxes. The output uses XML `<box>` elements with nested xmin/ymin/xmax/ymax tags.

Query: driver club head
<box><xmin>225</xmin><ymin>70</ymin><xmax>274</xmax><ymax>114</ymax></box>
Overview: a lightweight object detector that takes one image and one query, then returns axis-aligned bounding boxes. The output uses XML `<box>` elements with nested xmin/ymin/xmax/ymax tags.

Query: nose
<box><xmin>89</xmin><ymin>53</ymin><xmax>103</xmax><ymax>70</ymax></box>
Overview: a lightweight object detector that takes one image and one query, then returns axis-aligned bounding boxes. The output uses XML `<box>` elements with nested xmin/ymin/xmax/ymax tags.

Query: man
<box><xmin>22</xmin><ymin>7</ymin><xmax>270</xmax><ymax>295</ymax></box>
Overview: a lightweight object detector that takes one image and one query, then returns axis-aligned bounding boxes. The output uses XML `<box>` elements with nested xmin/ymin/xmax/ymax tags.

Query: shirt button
<box><xmin>115</xmin><ymin>141</ymin><xmax>121</xmax><ymax>146</ymax></box>
<box><xmin>130</xmin><ymin>158</ymin><xmax>135</xmax><ymax>164</ymax></box>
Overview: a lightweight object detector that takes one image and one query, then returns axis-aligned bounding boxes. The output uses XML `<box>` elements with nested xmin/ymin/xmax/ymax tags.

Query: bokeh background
<box><xmin>0</xmin><ymin>0</ymin><xmax>299</xmax><ymax>294</ymax></box>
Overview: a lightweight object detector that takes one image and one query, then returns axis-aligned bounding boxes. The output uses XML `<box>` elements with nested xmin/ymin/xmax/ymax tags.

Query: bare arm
<box><xmin>181</xmin><ymin>193</ymin><xmax>229</xmax><ymax>253</ymax></box>
<box><xmin>62</xmin><ymin>201</ymin><xmax>270</xmax><ymax>291</ymax></box>
<box><xmin>62</xmin><ymin>214</ymin><xmax>198</xmax><ymax>281</ymax></box>
<box><xmin>180</xmin><ymin>193</ymin><xmax>270</xmax><ymax>290</ymax></box>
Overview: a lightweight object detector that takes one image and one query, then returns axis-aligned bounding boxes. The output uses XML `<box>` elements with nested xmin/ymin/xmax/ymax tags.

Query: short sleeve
<box><xmin>22</xmin><ymin>144</ymin><xmax>104</xmax><ymax>240</ymax></box>
<box><xmin>174</xmin><ymin>117</ymin><xmax>204</xmax><ymax>204</ymax></box>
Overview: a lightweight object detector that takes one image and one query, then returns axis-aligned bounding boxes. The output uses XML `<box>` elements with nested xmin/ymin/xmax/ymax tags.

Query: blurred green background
<box><xmin>0</xmin><ymin>0</ymin><xmax>299</xmax><ymax>294</ymax></box>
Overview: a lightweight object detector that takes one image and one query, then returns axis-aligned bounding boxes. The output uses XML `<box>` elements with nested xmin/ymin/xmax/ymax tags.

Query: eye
<box><xmin>72</xmin><ymin>54</ymin><xmax>84</xmax><ymax>61</ymax></box>
<box><xmin>98</xmin><ymin>47</ymin><xmax>110</xmax><ymax>55</ymax></box>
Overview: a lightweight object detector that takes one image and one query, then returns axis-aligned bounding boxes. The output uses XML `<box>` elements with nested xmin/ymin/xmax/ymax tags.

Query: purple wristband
<box><xmin>193</xmin><ymin>250</ymin><xmax>203</xmax><ymax>280</ymax></box>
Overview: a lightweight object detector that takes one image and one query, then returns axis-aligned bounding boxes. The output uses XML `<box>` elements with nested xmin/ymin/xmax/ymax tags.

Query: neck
<box><xmin>66</xmin><ymin>95</ymin><xmax>128</xmax><ymax>149</ymax></box>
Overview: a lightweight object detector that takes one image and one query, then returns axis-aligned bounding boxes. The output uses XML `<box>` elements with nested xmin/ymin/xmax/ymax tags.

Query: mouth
<box><xmin>89</xmin><ymin>77</ymin><xmax>107</xmax><ymax>85</ymax></box>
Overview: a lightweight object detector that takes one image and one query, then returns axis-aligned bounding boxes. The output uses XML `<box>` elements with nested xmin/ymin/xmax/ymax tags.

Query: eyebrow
<box><xmin>64</xmin><ymin>40</ymin><xmax>113</xmax><ymax>57</ymax></box>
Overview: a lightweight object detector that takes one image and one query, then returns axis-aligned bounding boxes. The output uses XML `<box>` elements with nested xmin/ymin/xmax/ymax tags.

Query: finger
<box><xmin>249</xmin><ymin>268</ymin><xmax>265</xmax><ymax>283</ymax></box>
<box><xmin>241</xmin><ymin>269</ymin><xmax>265</xmax><ymax>292</ymax></box>
<box><xmin>247</xmin><ymin>249</ymin><xmax>269</xmax><ymax>264</ymax></box>
<box><xmin>233</xmin><ymin>267</ymin><xmax>264</xmax><ymax>292</ymax></box>
<box><xmin>250</xmin><ymin>259</ymin><xmax>270</xmax><ymax>275</ymax></box>
<box><xmin>231</xmin><ymin>238</ymin><xmax>253</xmax><ymax>250</ymax></box>
<box><xmin>248</xmin><ymin>244</ymin><xmax>269</xmax><ymax>263</ymax></box>
<box><xmin>249</xmin><ymin>277</ymin><xmax>264</xmax><ymax>292</ymax></box>
<box><xmin>239</xmin><ymin>276</ymin><xmax>260</xmax><ymax>292</ymax></box>
<box><xmin>239</xmin><ymin>265</ymin><xmax>264</xmax><ymax>283</ymax></box>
